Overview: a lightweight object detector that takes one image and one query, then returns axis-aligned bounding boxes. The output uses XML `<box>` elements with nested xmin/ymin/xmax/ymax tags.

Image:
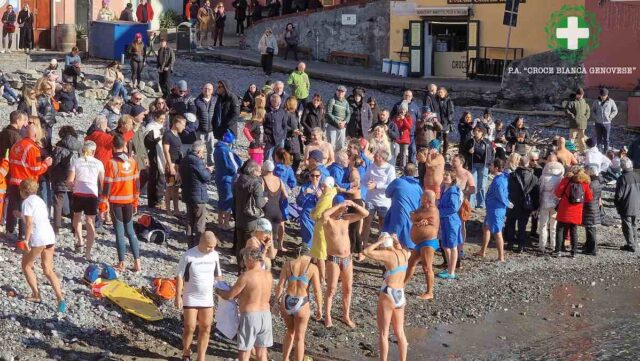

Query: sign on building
<box><xmin>447</xmin><ymin>0</ymin><xmax>526</xmax><ymax>4</ymax></box>
<box><xmin>342</xmin><ymin>14</ymin><xmax>357</xmax><ymax>26</ymax></box>
<box><xmin>416</xmin><ymin>7</ymin><xmax>469</xmax><ymax>16</ymax></box>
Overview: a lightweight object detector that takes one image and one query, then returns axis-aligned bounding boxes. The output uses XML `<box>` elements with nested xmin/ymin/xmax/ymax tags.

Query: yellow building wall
<box><xmin>389</xmin><ymin>0</ymin><xmax>585</xmax><ymax>61</ymax></box>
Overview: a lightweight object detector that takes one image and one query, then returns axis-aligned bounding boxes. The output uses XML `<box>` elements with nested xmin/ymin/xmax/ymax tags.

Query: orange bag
<box><xmin>151</xmin><ymin>278</ymin><xmax>177</xmax><ymax>300</ymax></box>
<box><xmin>459</xmin><ymin>198</ymin><xmax>472</xmax><ymax>222</ymax></box>
<box><xmin>51</xmin><ymin>97</ymin><xmax>60</xmax><ymax>112</ymax></box>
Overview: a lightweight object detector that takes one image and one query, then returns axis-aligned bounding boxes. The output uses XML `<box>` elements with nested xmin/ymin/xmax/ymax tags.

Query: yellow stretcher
<box><xmin>100</xmin><ymin>280</ymin><xmax>164</xmax><ymax>321</ymax></box>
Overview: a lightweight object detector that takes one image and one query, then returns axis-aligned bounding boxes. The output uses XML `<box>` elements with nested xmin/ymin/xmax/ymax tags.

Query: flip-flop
<box><xmin>26</xmin><ymin>296</ymin><xmax>42</xmax><ymax>303</ymax></box>
<box><xmin>448</xmin><ymin>274</ymin><xmax>458</xmax><ymax>280</ymax></box>
<box><xmin>436</xmin><ymin>271</ymin><xmax>450</xmax><ymax>279</ymax></box>
<box><xmin>57</xmin><ymin>300</ymin><xmax>68</xmax><ymax>313</ymax></box>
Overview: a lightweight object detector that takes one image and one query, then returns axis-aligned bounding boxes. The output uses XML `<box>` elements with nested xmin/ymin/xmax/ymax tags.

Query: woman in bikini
<box><xmin>363</xmin><ymin>232</ymin><xmax>409</xmax><ymax>361</ymax></box>
<box><xmin>261</xmin><ymin>160</ymin><xmax>288</xmax><ymax>252</ymax></box>
<box><xmin>275</xmin><ymin>245</ymin><xmax>323</xmax><ymax>361</ymax></box>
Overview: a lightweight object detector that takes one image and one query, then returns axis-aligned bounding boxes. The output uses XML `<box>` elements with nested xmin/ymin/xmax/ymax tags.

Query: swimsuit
<box><xmin>329</xmin><ymin>254</ymin><xmax>352</xmax><ymax>271</ymax></box>
<box><xmin>263</xmin><ymin>178</ymin><xmax>284</xmax><ymax>224</ymax></box>
<box><xmin>283</xmin><ymin>261</ymin><xmax>312</xmax><ymax>316</ymax></box>
<box><xmin>379</xmin><ymin>250</ymin><xmax>407</xmax><ymax>308</ymax></box>
<box><xmin>414</xmin><ymin>238</ymin><xmax>439</xmax><ymax>253</ymax></box>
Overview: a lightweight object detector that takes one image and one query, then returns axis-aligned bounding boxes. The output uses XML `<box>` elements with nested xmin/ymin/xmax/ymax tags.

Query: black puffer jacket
<box><xmin>50</xmin><ymin>134</ymin><xmax>82</xmax><ymax>192</ymax></box>
<box><xmin>300</xmin><ymin>102</ymin><xmax>324</xmax><ymax>138</ymax></box>
<box><xmin>194</xmin><ymin>94</ymin><xmax>216</xmax><ymax>133</ymax></box>
<box><xmin>167</xmin><ymin>91</ymin><xmax>197</xmax><ymax>117</ymax></box>
<box><xmin>233</xmin><ymin>171</ymin><xmax>266</xmax><ymax>229</ymax></box>
<box><xmin>286</xmin><ymin>112</ymin><xmax>302</xmax><ymax>155</ymax></box>
<box><xmin>434</xmin><ymin>96</ymin><xmax>454</xmax><ymax>129</ymax></box>
<box><xmin>347</xmin><ymin>96</ymin><xmax>373</xmax><ymax>139</ymax></box>
<box><xmin>582</xmin><ymin>175</ymin><xmax>603</xmax><ymax>226</ymax></box>
<box><xmin>264</xmin><ymin>108</ymin><xmax>290</xmax><ymax>147</ymax></box>
<box><xmin>36</xmin><ymin>95</ymin><xmax>56</xmax><ymax>130</ymax></box>
<box><xmin>507</xmin><ymin>166</ymin><xmax>539</xmax><ymax>213</ymax></box>
<box><xmin>213</xmin><ymin>80</ymin><xmax>240</xmax><ymax>140</ymax></box>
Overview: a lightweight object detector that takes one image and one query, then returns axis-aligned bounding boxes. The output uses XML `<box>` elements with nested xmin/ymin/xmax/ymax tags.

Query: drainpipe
<box><xmin>51</xmin><ymin>0</ymin><xmax>56</xmax><ymax>50</ymax></box>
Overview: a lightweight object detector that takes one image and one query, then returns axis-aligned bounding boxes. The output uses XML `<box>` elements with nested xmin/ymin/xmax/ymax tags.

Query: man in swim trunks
<box><xmin>424</xmin><ymin>139</ymin><xmax>445</xmax><ymax>199</ymax></box>
<box><xmin>176</xmin><ymin>231</ymin><xmax>223</xmax><ymax>361</ymax></box>
<box><xmin>217</xmin><ymin>248</ymin><xmax>274</xmax><ymax>361</ymax></box>
<box><xmin>323</xmin><ymin>196</ymin><xmax>369</xmax><ymax>328</ymax></box>
<box><xmin>404</xmin><ymin>190</ymin><xmax>439</xmax><ymax>300</ymax></box>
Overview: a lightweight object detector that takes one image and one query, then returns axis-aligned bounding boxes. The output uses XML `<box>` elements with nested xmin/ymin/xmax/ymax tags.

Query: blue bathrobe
<box><xmin>213</xmin><ymin>141</ymin><xmax>241</xmax><ymax>211</ymax></box>
<box><xmin>296</xmin><ymin>182</ymin><xmax>319</xmax><ymax>247</ymax></box>
<box><xmin>485</xmin><ymin>172</ymin><xmax>510</xmax><ymax>234</ymax></box>
<box><xmin>382</xmin><ymin>176</ymin><xmax>423</xmax><ymax>250</ymax></box>
<box><xmin>327</xmin><ymin>163</ymin><xmax>351</xmax><ymax>190</ymax></box>
<box><xmin>439</xmin><ymin>185</ymin><xmax>463</xmax><ymax>249</ymax></box>
<box><xmin>274</xmin><ymin>163</ymin><xmax>297</xmax><ymax>220</ymax></box>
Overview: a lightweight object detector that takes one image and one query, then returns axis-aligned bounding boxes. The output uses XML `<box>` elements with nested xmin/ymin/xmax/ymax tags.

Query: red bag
<box><xmin>3</xmin><ymin>23</ymin><xmax>15</xmax><ymax>33</ymax></box>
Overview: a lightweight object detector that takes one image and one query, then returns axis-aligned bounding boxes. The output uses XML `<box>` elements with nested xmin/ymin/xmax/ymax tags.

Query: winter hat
<box><xmin>322</xmin><ymin>176</ymin><xmax>335</xmax><ymax>188</ymax></box>
<box><xmin>600</xmin><ymin>88</ymin><xmax>609</xmax><ymax>97</ymax></box>
<box><xmin>332</xmin><ymin>194</ymin><xmax>346</xmax><ymax>206</ymax></box>
<box><xmin>135</xmin><ymin>32</ymin><xmax>142</xmax><ymax>40</ymax></box>
<box><xmin>309</xmin><ymin>149</ymin><xmax>324</xmax><ymax>162</ymax></box>
<box><xmin>336</xmin><ymin>85</ymin><xmax>347</xmax><ymax>92</ymax></box>
<box><xmin>222</xmin><ymin>129</ymin><xmax>235</xmax><ymax>144</ymax></box>
<box><xmin>130</xmin><ymin>105</ymin><xmax>146</xmax><ymax>118</ymax></box>
<box><xmin>262</xmin><ymin>160</ymin><xmax>275</xmax><ymax>172</ymax></box>
<box><xmin>253</xmin><ymin>218</ymin><xmax>272</xmax><ymax>233</ymax></box>
<box><xmin>428</xmin><ymin>139</ymin><xmax>441</xmax><ymax>150</ymax></box>
<box><xmin>177</xmin><ymin>80</ymin><xmax>188</xmax><ymax>91</ymax></box>
<box><xmin>543</xmin><ymin>161</ymin><xmax>565</xmax><ymax>177</ymax></box>
<box><xmin>185</xmin><ymin>113</ymin><xmax>197</xmax><ymax>123</ymax></box>
<box><xmin>379</xmin><ymin>232</ymin><xmax>394</xmax><ymax>248</ymax></box>
<box><xmin>353</xmin><ymin>87</ymin><xmax>365</xmax><ymax>98</ymax></box>
<box><xmin>49</xmin><ymin>59</ymin><xmax>58</xmax><ymax>66</ymax></box>
<box><xmin>586</xmin><ymin>137</ymin><xmax>597</xmax><ymax>149</ymax></box>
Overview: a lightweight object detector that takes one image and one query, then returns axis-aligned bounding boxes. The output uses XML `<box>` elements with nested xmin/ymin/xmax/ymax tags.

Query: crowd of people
<box><xmin>0</xmin><ymin>49</ymin><xmax>639</xmax><ymax>361</ymax></box>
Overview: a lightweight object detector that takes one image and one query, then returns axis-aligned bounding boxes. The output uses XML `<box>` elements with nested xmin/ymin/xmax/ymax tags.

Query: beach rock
<box><xmin>572</xmin><ymin>311</ymin><xmax>581</xmax><ymax>318</ymax></box>
<box><xmin>81</xmin><ymin>88</ymin><xmax>109</xmax><ymax>100</ymax></box>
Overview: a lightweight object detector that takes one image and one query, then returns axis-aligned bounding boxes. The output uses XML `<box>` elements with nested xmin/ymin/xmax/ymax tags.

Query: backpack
<box><xmin>151</xmin><ymin>278</ymin><xmax>177</xmax><ymax>301</ymax></box>
<box><xmin>568</xmin><ymin>182</ymin><xmax>585</xmax><ymax>204</ymax></box>
<box><xmin>515</xmin><ymin>173</ymin><xmax>535</xmax><ymax>212</ymax></box>
<box><xmin>134</xmin><ymin>214</ymin><xmax>169</xmax><ymax>244</ymax></box>
<box><xmin>84</xmin><ymin>263</ymin><xmax>118</xmax><ymax>284</ymax></box>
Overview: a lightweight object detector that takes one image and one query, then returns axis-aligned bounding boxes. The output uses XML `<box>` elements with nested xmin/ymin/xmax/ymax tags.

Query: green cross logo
<box><xmin>545</xmin><ymin>5</ymin><xmax>601</xmax><ymax>62</ymax></box>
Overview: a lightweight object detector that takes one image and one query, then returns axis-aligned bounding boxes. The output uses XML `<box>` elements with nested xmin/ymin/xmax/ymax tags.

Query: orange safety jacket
<box><xmin>0</xmin><ymin>158</ymin><xmax>8</xmax><ymax>193</ymax></box>
<box><xmin>8</xmin><ymin>138</ymin><xmax>48</xmax><ymax>186</ymax></box>
<box><xmin>101</xmin><ymin>153</ymin><xmax>140</xmax><ymax>206</ymax></box>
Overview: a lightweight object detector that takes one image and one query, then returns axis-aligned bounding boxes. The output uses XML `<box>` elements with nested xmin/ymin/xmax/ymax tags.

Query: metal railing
<box><xmin>468</xmin><ymin>46</ymin><xmax>524</xmax><ymax>81</ymax></box>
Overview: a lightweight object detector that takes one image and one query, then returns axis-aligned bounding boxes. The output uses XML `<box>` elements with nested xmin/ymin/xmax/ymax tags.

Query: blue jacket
<box><xmin>179</xmin><ymin>149</ymin><xmax>212</xmax><ymax>204</ymax></box>
<box><xmin>314</xmin><ymin>164</ymin><xmax>330</xmax><ymax>181</ymax></box>
<box><xmin>383</xmin><ymin>176</ymin><xmax>423</xmax><ymax>249</ymax></box>
<box><xmin>65</xmin><ymin>54</ymin><xmax>81</xmax><ymax>68</ymax></box>
<box><xmin>213</xmin><ymin>141</ymin><xmax>241</xmax><ymax>185</ymax></box>
<box><xmin>439</xmin><ymin>185</ymin><xmax>462</xmax><ymax>218</ymax></box>
<box><xmin>327</xmin><ymin>163</ymin><xmax>350</xmax><ymax>190</ymax></box>
<box><xmin>264</xmin><ymin>108</ymin><xmax>290</xmax><ymax>147</ymax></box>
<box><xmin>486</xmin><ymin>172</ymin><xmax>510</xmax><ymax>211</ymax></box>
<box><xmin>274</xmin><ymin>163</ymin><xmax>296</xmax><ymax>189</ymax></box>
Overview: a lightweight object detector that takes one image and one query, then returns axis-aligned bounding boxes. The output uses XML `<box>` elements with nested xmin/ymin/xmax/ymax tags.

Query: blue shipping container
<box><xmin>90</xmin><ymin>21</ymin><xmax>150</xmax><ymax>60</ymax></box>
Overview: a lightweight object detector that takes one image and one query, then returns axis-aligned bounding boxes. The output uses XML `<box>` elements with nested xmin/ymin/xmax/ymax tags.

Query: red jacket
<box><xmin>8</xmin><ymin>138</ymin><xmax>49</xmax><ymax>186</ymax></box>
<box><xmin>555</xmin><ymin>176</ymin><xmax>593</xmax><ymax>225</ymax></box>
<box><xmin>394</xmin><ymin>114</ymin><xmax>413</xmax><ymax>145</ymax></box>
<box><xmin>136</xmin><ymin>3</ymin><xmax>154</xmax><ymax>22</ymax></box>
<box><xmin>85</xmin><ymin>130</ymin><xmax>113</xmax><ymax>169</ymax></box>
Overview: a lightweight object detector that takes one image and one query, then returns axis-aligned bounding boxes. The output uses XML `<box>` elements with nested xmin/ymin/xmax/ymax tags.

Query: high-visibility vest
<box><xmin>8</xmin><ymin>138</ymin><xmax>48</xmax><ymax>186</ymax></box>
<box><xmin>102</xmin><ymin>155</ymin><xmax>140</xmax><ymax>205</ymax></box>
<box><xmin>0</xmin><ymin>158</ymin><xmax>8</xmax><ymax>193</ymax></box>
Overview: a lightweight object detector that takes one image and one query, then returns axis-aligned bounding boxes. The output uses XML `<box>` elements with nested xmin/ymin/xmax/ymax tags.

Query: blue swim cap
<box><xmin>429</xmin><ymin>139</ymin><xmax>441</xmax><ymax>150</ymax></box>
<box><xmin>333</xmin><ymin>194</ymin><xmax>346</xmax><ymax>206</ymax></box>
<box><xmin>223</xmin><ymin>130</ymin><xmax>236</xmax><ymax>144</ymax></box>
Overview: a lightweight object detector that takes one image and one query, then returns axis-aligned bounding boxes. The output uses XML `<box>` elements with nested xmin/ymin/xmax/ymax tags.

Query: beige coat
<box><xmin>197</xmin><ymin>7</ymin><xmax>212</xmax><ymax>31</ymax></box>
<box><xmin>104</xmin><ymin>67</ymin><xmax>124</xmax><ymax>90</ymax></box>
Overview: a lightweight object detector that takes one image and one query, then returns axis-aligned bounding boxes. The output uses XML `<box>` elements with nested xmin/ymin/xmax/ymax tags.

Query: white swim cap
<box><xmin>380</xmin><ymin>232</ymin><xmax>393</xmax><ymax>248</ymax></box>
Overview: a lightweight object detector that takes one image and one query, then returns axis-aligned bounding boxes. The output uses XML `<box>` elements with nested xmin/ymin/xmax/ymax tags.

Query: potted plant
<box><xmin>76</xmin><ymin>25</ymin><xmax>88</xmax><ymax>52</ymax></box>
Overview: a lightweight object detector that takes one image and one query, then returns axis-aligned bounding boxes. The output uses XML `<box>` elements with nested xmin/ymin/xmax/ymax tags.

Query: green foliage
<box><xmin>76</xmin><ymin>25</ymin><xmax>87</xmax><ymax>39</ymax></box>
<box><xmin>159</xmin><ymin>10</ymin><xmax>182</xmax><ymax>30</ymax></box>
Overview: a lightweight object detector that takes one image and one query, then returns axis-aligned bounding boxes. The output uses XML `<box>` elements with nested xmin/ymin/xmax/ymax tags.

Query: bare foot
<box><xmin>418</xmin><ymin>293</ymin><xmax>434</xmax><ymax>300</ymax></box>
<box><xmin>26</xmin><ymin>294</ymin><xmax>41</xmax><ymax>303</ymax></box>
<box><xmin>355</xmin><ymin>253</ymin><xmax>366</xmax><ymax>262</ymax></box>
<box><xmin>115</xmin><ymin>262</ymin><xmax>126</xmax><ymax>272</ymax></box>
<box><xmin>342</xmin><ymin>317</ymin><xmax>356</xmax><ymax>328</ymax></box>
<box><xmin>473</xmin><ymin>251</ymin><xmax>485</xmax><ymax>258</ymax></box>
<box><xmin>132</xmin><ymin>260</ymin><xmax>142</xmax><ymax>272</ymax></box>
<box><xmin>325</xmin><ymin>317</ymin><xmax>333</xmax><ymax>328</ymax></box>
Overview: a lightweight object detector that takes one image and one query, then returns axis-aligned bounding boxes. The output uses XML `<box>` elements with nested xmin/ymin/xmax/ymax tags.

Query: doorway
<box><xmin>22</xmin><ymin>0</ymin><xmax>51</xmax><ymax>49</ymax></box>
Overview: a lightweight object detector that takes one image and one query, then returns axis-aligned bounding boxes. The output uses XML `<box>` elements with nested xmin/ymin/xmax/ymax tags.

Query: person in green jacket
<box><xmin>565</xmin><ymin>87</ymin><xmax>590</xmax><ymax>152</ymax></box>
<box><xmin>325</xmin><ymin>85</ymin><xmax>351</xmax><ymax>152</ymax></box>
<box><xmin>287</xmin><ymin>62</ymin><xmax>310</xmax><ymax>113</ymax></box>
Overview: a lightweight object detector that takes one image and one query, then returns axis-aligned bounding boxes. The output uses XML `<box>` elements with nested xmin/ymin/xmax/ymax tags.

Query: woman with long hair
<box><xmin>285</xmin><ymin>96</ymin><xmax>303</xmax><ymax>172</ymax></box>
<box><xmin>126</xmin><ymin>33</ymin><xmax>146</xmax><ymax>89</ymax></box>
<box><xmin>300</xmin><ymin>93</ymin><xmax>325</xmax><ymax>140</ymax></box>
<box><xmin>17</xmin><ymin>86</ymin><xmax>37</xmax><ymax>116</ymax></box>
<box><xmin>363</xmin><ymin>233</ymin><xmax>409</xmax><ymax>361</ymax></box>
<box><xmin>18</xmin><ymin>179</ymin><xmax>67</xmax><ymax>313</ymax></box>
<box><xmin>1</xmin><ymin>4</ymin><xmax>17</xmax><ymax>53</ymax></box>
<box><xmin>367</xmin><ymin>125</ymin><xmax>392</xmax><ymax>161</ymax></box>
<box><xmin>17</xmin><ymin>4</ymin><xmax>33</xmax><ymax>52</ymax></box>
<box><xmin>35</xmin><ymin>80</ymin><xmax>56</xmax><ymax>150</ymax></box>
<box><xmin>104</xmin><ymin>61</ymin><xmax>128</xmax><ymax>100</ymax></box>
<box><xmin>275</xmin><ymin>245</ymin><xmax>323</xmax><ymax>361</ymax></box>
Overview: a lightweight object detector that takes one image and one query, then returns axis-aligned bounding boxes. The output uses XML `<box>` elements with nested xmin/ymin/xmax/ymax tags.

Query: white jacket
<box><xmin>584</xmin><ymin>146</ymin><xmax>611</xmax><ymax>173</ymax></box>
<box><xmin>538</xmin><ymin>161</ymin><xmax>564</xmax><ymax>209</ymax></box>
<box><xmin>258</xmin><ymin>34</ymin><xmax>279</xmax><ymax>55</ymax></box>
<box><xmin>363</xmin><ymin>162</ymin><xmax>396</xmax><ymax>208</ymax></box>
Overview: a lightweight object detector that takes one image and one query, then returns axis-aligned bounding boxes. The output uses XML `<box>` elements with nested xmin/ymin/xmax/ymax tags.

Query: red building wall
<box><xmin>585</xmin><ymin>0</ymin><xmax>640</xmax><ymax>91</ymax></box>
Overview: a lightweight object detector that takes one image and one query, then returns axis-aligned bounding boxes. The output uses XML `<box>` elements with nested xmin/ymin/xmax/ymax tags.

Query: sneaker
<box><xmin>620</xmin><ymin>245</ymin><xmax>636</xmax><ymax>252</ymax></box>
<box><xmin>0</xmin><ymin>50</ymin><xmax>5</xmax><ymax>54</ymax></box>
<box><xmin>436</xmin><ymin>271</ymin><xmax>450</xmax><ymax>279</ymax></box>
<box><xmin>551</xmin><ymin>251</ymin><xmax>561</xmax><ymax>258</ymax></box>
<box><xmin>57</xmin><ymin>300</ymin><xmax>68</xmax><ymax>313</ymax></box>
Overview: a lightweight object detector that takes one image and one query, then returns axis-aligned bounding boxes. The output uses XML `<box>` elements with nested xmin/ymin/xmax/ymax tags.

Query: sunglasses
<box><xmin>310</xmin><ymin>174</ymin><xmax>321</xmax><ymax>178</ymax></box>
<box><xmin>133</xmin><ymin>97</ymin><xmax>142</xmax><ymax>101</ymax></box>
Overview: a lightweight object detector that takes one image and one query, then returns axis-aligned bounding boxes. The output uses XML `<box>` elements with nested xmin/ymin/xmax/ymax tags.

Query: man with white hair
<box><xmin>287</xmin><ymin>62</ymin><xmax>310</xmax><ymax>112</ymax></box>
<box><xmin>67</xmin><ymin>141</ymin><xmax>105</xmax><ymax>260</ymax></box>
<box><xmin>614</xmin><ymin>157</ymin><xmax>640</xmax><ymax>252</ymax></box>
<box><xmin>361</xmin><ymin>148</ymin><xmax>396</xmax><ymax>244</ymax></box>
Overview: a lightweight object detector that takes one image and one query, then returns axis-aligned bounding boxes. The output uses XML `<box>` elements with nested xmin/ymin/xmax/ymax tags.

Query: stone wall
<box><xmin>244</xmin><ymin>0</ymin><xmax>390</xmax><ymax>68</ymax></box>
